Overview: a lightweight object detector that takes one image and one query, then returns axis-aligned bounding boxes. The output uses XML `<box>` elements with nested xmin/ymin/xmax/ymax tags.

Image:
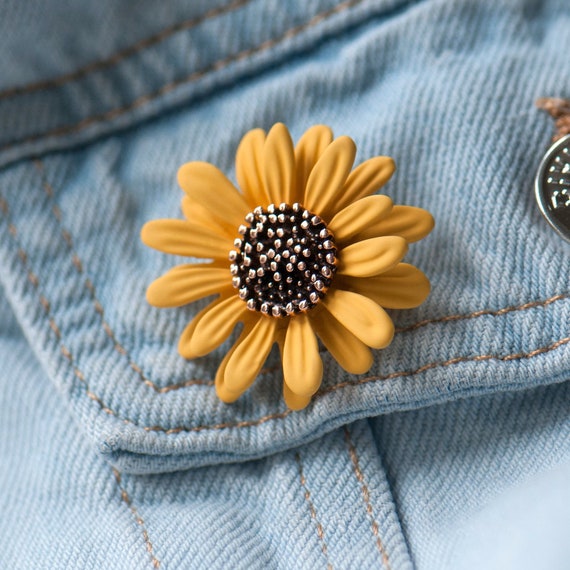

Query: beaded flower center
<box><xmin>230</xmin><ymin>203</ymin><xmax>337</xmax><ymax>317</ymax></box>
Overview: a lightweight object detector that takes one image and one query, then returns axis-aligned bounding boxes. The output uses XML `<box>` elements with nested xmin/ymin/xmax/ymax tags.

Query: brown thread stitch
<box><xmin>295</xmin><ymin>452</ymin><xmax>333</xmax><ymax>570</ymax></box>
<box><xmin>16</xmin><ymin>248</ymin><xmax>27</xmax><ymax>265</ymax></box>
<box><xmin>143</xmin><ymin>332</ymin><xmax>570</xmax><ymax>433</ymax></box>
<box><xmin>0</xmin><ymin>0</ymin><xmax>368</xmax><ymax>153</ymax></box>
<box><xmin>321</xmin><ymin>334</ymin><xmax>570</xmax><ymax>394</ymax></box>
<box><xmin>1</xmin><ymin>193</ymin><xmax>570</xmax><ymax>433</ymax></box>
<box><xmin>0</xmin><ymin>0</ymin><xmax>254</xmax><ymax>101</ymax></box>
<box><xmin>112</xmin><ymin>468</ymin><xmax>161</xmax><ymax>569</ymax></box>
<box><xmin>394</xmin><ymin>293</ymin><xmax>569</xmax><ymax>334</ymax></box>
<box><xmin>344</xmin><ymin>427</ymin><xmax>391</xmax><ymax>570</ymax></box>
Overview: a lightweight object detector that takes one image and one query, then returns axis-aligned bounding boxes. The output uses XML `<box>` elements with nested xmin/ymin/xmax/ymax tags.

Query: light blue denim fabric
<box><xmin>1</xmin><ymin>0</ymin><xmax>569</xmax><ymax>568</ymax></box>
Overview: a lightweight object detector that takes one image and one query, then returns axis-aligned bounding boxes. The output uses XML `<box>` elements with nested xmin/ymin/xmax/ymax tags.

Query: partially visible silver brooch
<box><xmin>535</xmin><ymin>98</ymin><xmax>570</xmax><ymax>242</ymax></box>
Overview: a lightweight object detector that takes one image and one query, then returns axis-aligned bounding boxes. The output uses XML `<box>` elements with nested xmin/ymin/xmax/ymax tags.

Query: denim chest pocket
<box><xmin>0</xmin><ymin>0</ymin><xmax>569</xmax><ymax>474</ymax></box>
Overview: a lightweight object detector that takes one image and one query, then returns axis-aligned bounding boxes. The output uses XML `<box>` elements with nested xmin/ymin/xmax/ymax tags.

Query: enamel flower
<box><xmin>141</xmin><ymin>124</ymin><xmax>434</xmax><ymax>410</ymax></box>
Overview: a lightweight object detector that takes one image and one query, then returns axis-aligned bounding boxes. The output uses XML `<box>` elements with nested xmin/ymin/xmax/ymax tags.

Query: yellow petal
<box><xmin>181</xmin><ymin>197</ymin><xmax>238</xmax><ymax>240</ymax></box>
<box><xmin>334</xmin><ymin>156</ymin><xmax>395</xmax><ymax>215</ymax></box>
<box><xmin>328</xmin><ymin>195</ymin><xmax>393</xmax><ymax>245</ymax></box>
<box><xmin>322</xmin><ymin>288</ymin><xmax>394</xmax><ymax>349</ymax></box>
<box><xmin>283</xmin><ymin>383</ymin><xmax>312</xmax><ymax>411</ymax></box>
<box><xmin>235</xmin><ymin>128</ymin><xmax>271</xmax><ymax>209</ymax></box>
<box><xmin>337</xmin><ymin>263</ymin><xmax>431</xmax><ymax>309</ymax></box>
<box><xmin>294</xmin><ymin>125</ymin><xmax>333</xmax><ymax>203</ymax></box>
<box><xmin>215</xmin><ymin>323</ymin><xmax>254</xmax><ymax>403</ymax></box>
<box><xmin>356</xmin><ymin>206</ymin><xmax>435</xmax><ymax>243</ymax></box>
<box><xmin>311</xmin><ymin>309</ymin><xmax>373</xmax><ymax>374</ymax></box>
<box><xmin>263</xmin><ymin>123</ymin><xmax>295</xmax><ymax>205</ymax></box>
<box><xmin>146</xmin><ymin>264</ymin><xmax>231</xmax><ymax>308</ymax></box>
<box><xmin>338</xmin><ymin>236</ymin><xmax>408</xmax><ymax>277</ymax></box>
<box><xmin>178</xmin><ymin>294</ymin><xmax>248</xmax><ymax>359</ymax></box>
<box><xmin>303</xmin><ymin>136</ymin><xmax>356</xmax><ymax>220</ymax></box>
<box><xmin>223</xmin><ymin>317</ymin><xmax>277</xmax><ymax>393</ymax></box>
<box><xmin>282</xmin><ymin>314</ymin><xmax>323</xmax><ymax>396</ymax></box>
<box><xmin>177</xmin><ymin>161</ymin><xmax>250</xmax><ymax>229</ymax></box>
<box><xmin>141</xmin><ymin>219</ymin><xmax>232</xmax><ymax>260</ymax></box>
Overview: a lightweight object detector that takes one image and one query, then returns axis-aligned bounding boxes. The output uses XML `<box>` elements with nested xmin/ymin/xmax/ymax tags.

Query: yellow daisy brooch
<box><xmin>141</xmin><ymin>123</ymin><xmax>434</xmax><ymax>410</ymax></box>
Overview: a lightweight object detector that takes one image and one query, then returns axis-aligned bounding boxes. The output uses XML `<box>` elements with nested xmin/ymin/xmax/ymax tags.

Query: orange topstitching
<box><xmin>112</xmin><ymin>468</ymin><xmax>161</xmax><ymax>569</ymax></box>
<box><xmin>1</xmin><ymin>192</ymin><xmax>570</xmax><ymax>433</ymax></box>
<box><xmin>295</xmin><ymin>452</ymin><xmax>333</xmax><ymax>569</ymax></box>
<box><xmin>394</xmin><ymin>293</ymin><xmax>569</xmax><ymax>334</ymax></box>
<box><xmin>344</xmin><ymin>427</ymin><xmax>391</xmax><ymax>569</ymax></box>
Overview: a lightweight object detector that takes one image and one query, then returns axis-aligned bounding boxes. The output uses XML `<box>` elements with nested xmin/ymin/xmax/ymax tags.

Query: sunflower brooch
<box><xmin>141</xmin><ymin>124</ymin><xmax>434</xmax><ymax>410</ymax></box>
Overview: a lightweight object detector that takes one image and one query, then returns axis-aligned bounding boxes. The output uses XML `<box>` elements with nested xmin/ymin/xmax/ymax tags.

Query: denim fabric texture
<box><xmin>0</xmin><ymin>0</ymin><xmax>569</xmax><ymax>568</ymax></box>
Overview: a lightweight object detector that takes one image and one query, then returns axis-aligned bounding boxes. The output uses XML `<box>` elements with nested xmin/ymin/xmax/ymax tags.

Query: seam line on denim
<box><xmin>0</xmin><ymin>0</ymin><xmax>369</xmax><ymax>153</ymax></box>
<box><xmin>295</xmin><ymin>452</ymin><xmax>333</xmax><ymax>570</ymax></box>
<box><xmin>394</xmin><ymin>292</ymin><xmax>569</xmax><ymax>334</ymax></box>
<box><xmin>33</xmin><ymin>158</ymin><xmax>570</xmax><ymax>392</ymax></box>
<box><xmin>1</xmin><ymin>194</ymin><xmax>570</xmax><ymax>433</ymax></box>
<box><xmin>112</xmin><ymin>468</ymin><xmax>161</xmax><ymax>569</ymax></box>
<box><xmin>344</xmin><ymin>426</ymin><xmax>391</xmax><ymax>569</ymax></box>
<box><xmin>0</xmin><ymin>0</ymin><xmax>253</xmax><ymax>101</ymax></box>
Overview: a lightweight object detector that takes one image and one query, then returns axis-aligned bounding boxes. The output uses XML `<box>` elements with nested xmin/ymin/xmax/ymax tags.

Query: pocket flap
<box><xmin>0</xmin><ymin>0</ymin><xmax>569</xmax><ymax>474</ymax></box>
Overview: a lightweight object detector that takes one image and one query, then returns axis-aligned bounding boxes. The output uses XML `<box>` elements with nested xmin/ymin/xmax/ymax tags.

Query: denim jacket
<box><xmin>1</xmin><ymin>0</ymin><xmax>569</xmax><ymax>568</ymax></box>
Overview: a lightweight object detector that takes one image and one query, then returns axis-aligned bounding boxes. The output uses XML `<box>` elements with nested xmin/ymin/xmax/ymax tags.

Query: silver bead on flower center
<box><xmin>229</xmin><ymin>203</ymin><xmax>337</xmax><ymax>317</ymax></box>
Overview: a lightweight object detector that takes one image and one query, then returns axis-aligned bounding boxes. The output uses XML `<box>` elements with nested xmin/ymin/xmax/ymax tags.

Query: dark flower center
<box><xmin>230</xmin><ymin>203</ymin><xmax>337</xmax><ymax>317</ymax></box>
